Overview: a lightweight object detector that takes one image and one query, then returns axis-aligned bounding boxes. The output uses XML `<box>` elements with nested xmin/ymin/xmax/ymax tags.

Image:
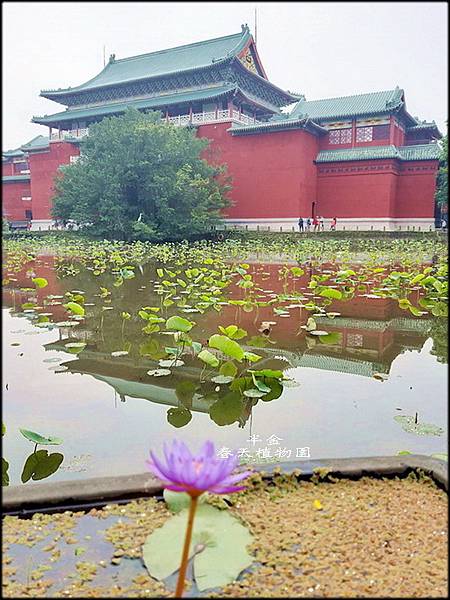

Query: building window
<box><xmin>14</xmin><ymin>161</ymin><xmax>29</xmax><ymax>174</ymax></box>
<box><xmin>356</xmin><ymin>127</ymin><xmax>373</xmax><ymax>142</ymax></box>
<box><xmin>25</xmin><ymin>210</ymin><xmax>33</xmax><ymax>220</ymax></box>
<box><xmin>21</xmin><ymin>196</ymin><xmax>32</xmax><ymax>201</ymax></box>
<box><xmin>329</xmin><ymin>128</ymin><xmax>352</xmax><ymax>144</ymax></box>
<box><xmin>372</xmin><ymin>124</ymin><xmax>390</xmax><ymax>140</ymax></box>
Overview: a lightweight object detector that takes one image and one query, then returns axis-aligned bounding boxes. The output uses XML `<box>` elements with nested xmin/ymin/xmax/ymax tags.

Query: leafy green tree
<box><xmin>2</xmin><ymin>217</ymin><xmax>10</xmax><ymax>234</ymax></box>
<box><xmin>52</xmin><ymin>109</ymin><xmax>230</xmax><ymax>240</ymax></box>
<box><xmin>435</xmin><ymin>130</ymin><xmax>448</xmax><ymax>207</ymax></box>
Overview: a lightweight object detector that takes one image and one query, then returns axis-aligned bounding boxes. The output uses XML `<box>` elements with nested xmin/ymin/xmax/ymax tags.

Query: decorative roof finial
<box><xmin>109</xmin><ymin>53</ymin><xmax>116</xmax><ymax>63</ymax></box>
<box><xmin>241</xmin><ymin>23</ymin><xmax>249</xmax><ymax>33</ymax></box>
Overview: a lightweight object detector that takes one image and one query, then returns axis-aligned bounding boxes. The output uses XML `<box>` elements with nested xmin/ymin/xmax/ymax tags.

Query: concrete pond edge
<box><xmin>2</xmin><ymin>454</ymin><xmax>447</xmax><ymax>514</ymax></box>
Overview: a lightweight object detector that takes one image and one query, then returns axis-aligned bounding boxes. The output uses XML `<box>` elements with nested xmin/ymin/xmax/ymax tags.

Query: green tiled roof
<box><xmin>32</xmin><ymin>84</ymin><xmax>236</xmax><ymax>125</ymax></box>
<box><xmin>229</xmin><ymin>117</ymin><xmax>327</xmax><ymax>136</ymax></box>
<box><xmin>398</xmin><ymin>144</ymin><xmax>441</xmax><ymax>160</ymax></box>
<box><xmin>316</xmin><ymin>316</ymin><xmax>431</xmax><ymax>333</ymax></box>
<box><xmin>2</xmin><ymin>148</ymin><xmax>24</xmax><ymax>159</ymax></box>
<box><xmin>316</xmin><ymin>144</ymin><xmax>440</xmax><ymax>163</ymax></box>
<box><xmin>41</xmin><ymin>29</ymin><xmax>251</xmax><ymax>98</ymax></box>
<box><xmin>20</xmin><ymin>135</ymin><xmax>49</xmax><ymax>151</ymax></box>
<box><xmin>290</xmin><ymin>87</ymin><xmax>410</xmax><ymax>122</ymax></box>
<box><xmin>406</xmin><ymin>122</ymin><xmax>442</xmax><ymax>138</ymax></box>
<box><xmin>295</xmin><ymin>353</ymin><xmax>380</xmax><ymax>378</ymax></box>
<box><xmin>2</xmin><ymin>175</ymin><xmax>30</xmax><ymax>183</ymax></box>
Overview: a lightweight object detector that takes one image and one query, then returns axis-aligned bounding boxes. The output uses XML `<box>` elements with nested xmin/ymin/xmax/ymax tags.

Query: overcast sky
<box><xmin>3</xmin><ymin>1</ymin><xmax>448</xmax><ymax>150</ymax></box>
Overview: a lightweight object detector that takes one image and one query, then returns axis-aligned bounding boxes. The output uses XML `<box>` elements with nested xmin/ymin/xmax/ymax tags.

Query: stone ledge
<box><xmin>2</xmin><ymin>455</ymin><xmax>447</xmax><ymax>513</ymax></box>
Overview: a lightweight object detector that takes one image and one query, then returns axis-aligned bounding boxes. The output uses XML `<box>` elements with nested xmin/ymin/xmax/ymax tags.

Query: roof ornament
<box><xmin>109</xmin><ymin>53</ymin><xmax>116</xmax><ymax>63</ymax></box>
<box><xmin>241</xmin><ymin>23</ymin><xmax>249</xmax><ymax>33</ymax></box>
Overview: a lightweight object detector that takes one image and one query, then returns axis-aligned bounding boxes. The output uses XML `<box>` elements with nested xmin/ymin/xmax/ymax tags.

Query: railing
<box><xmin>50</xmin><ymin>128</ymin><xmax>89</xmax><ymax>141</ymax></box>
<box><xmin>49</xmin><ymin>112</ymin><xmax>258</xmax><ymax>142</ymax></box>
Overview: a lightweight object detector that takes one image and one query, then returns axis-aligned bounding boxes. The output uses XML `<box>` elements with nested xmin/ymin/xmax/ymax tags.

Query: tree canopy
<box><xmin>435</xmin><ymin>129</ymin><xmax>448</xmax><ymax>208</ymax></box>
<box><xmin>52</xmin><ymin>109</ymin><xmax>231</xmax><ymax>240</ymax></box>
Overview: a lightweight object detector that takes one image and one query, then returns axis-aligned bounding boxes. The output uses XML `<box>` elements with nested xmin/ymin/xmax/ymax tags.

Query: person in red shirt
<box><xmin>331</xmin><ymin>217</ymin><xmax>337</xmax><ymax>231</ymax></box>
<box><xmin>313</xmin><ymin>215</ymin><xmax>319</xmax><ymax>232</ymax></box>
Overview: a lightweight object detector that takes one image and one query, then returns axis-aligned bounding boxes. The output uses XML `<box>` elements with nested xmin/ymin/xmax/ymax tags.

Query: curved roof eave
<box><xmin>230</xmin><ymin>58</ymin><xmax>300</xmax><ymax>104</ymax></box>
<box><xmin>40</xmin><ymin>57</ymin><xmax>236</xmax><ymax>102</ymax></box>
<box><xmin>32</xmin><ymin>84</ymin><xmax>238</xmax><ymax>125</ymax></box>
<box><xmin>229</xmin><ymin>116</ymin><xmax>327</xmax><ymax>136</ymax></box>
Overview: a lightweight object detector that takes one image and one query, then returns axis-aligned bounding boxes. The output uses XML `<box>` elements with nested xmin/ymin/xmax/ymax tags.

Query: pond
<box><xmin>2</xmin><ymin>237</ymin><xmax>448</xmax><ymax>487</ymax></box>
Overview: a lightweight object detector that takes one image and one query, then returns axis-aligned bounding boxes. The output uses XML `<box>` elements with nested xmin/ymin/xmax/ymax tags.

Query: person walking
<box><xmin>320</xmin><ymin>216</ymin><xmax>324</xmax><ymax>231</ymax></box>
<box><xmin>298</xmin><ymin>217</ymin><xmax>304</xmax><ymax>232</ymax></box>
<box><xmin>306</xmin><ymin>217</ymin><xmax>311</xmax><ymax>232</ymax></box>
<box><xmin>331</xmin><ymin>216</ymin><xmax>337</xmax><ymax>231</ymax></box>
<box><xmin>313</xmin><ymin>215</ymin><xmax>319</xmax><ymax>232</ymax></box>
<box><xmin>441</xmin><ymin>216</ymin><xmax>447</xmax><ymax>231</ymax></box>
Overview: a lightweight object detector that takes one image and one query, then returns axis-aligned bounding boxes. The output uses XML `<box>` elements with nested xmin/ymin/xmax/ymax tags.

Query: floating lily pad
<box><xmin>373</xmin><ymin>373</ymin><xmax>389</xmax><ymax>381</ymax></box>
<box><xmin>211</xmin><ymin>375</ymin><xmax>235</xmax><ymax>384</ymax></box>
<box><xmin>431</xmin><ymin>453</ymin><xmax>448</xmax><ymax>461</ymax></box>
<box><xmin>147</xmin><ymin>368</ymin><xmax>171</xmax><ymax>377</ymax></box>
<box><xmin>167</xmin><ymin>407</ymin><xmax>192</xmax><ymax>428</ymax></box>
<box><xmin>159</xmin><ymin>359</ymin><xmax>185</xmax><ymax>368</ymax></box>
<box><xmin>394</xmin><ymin>415</ymin><xmax>444</xmax><ymax>436</ymax></box>
<box><xmin>243</xmin><ymin>388</ymin><xmax>266</xmax><ymax>398</ymax></box>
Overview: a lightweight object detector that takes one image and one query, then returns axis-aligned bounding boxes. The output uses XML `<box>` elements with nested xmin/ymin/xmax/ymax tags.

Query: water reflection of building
<box><xmin>5</xmin><ymin>256</ymin><xmax>437</xmax><ymax>389</ymax></box>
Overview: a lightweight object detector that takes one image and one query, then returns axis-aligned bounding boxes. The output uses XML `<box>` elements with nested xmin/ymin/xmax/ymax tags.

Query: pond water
<box><xmin>2</xmin><ymin>248</ymin><xmax>447</xmax><ymax>487</ymax></box>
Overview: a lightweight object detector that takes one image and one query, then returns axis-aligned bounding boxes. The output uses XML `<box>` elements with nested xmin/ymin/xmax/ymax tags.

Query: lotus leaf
<box><xmin>142</xmin><ymin>504</ymin><xmax>253</xmax><ymax>591</ymax></box>
<box><xmin>20</xmin><ymin>429</ymin><xmax>63</xmax><ymax>445</ymax></box>
<box><xmin>209</xmin><ymin>335</ymin><xmax>245</xmax><ymax>362</ymax></box>
<box><xmin>21</xmin><ymin>450</ymin><xmax>64</xmax><ymax>482</ymax></box>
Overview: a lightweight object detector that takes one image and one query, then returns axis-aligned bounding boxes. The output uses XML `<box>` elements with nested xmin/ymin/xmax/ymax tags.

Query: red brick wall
<box><xmin>197</xmin><ymin>123</ymin><xmax>319</xmax><ymax>218</ymax></box>
<box><xmin>2</xmin><ymin>162</ymin><xmax>14</xmax><ymax>176</ymax></box>
<box><xmin>28</xmin><ymin>143</ymin><xmax>79</xmax><ymax>220</ymax></box>
<box><xmin>316</xmin><ymin>160</ymin><xmax>399</xmax><ymax>218</ymax></box>
<box><xmin>395</xmin><ymin>161</ymin><xmax>438</xmax><ymax>218</ymax></box>
<box><xmin>392</xmin><ymin>120</ymin><xmax>405</xmax><ymax>147</ymax></box>
<box><xmin>2</xmin><ymin>180</ymin><xmax>32</xmax><ymax>221</ymax></box>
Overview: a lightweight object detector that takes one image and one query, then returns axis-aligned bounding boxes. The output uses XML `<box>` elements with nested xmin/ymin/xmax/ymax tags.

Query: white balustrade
<box><xmin>50</xmin><ymin>111</ymin><xmax>258</xmax><ymax>143</ymax></box>
<box><xmin>50</xmin><ymin>128</ymin><xmax>89</xmax><ymax>142</ymax></box>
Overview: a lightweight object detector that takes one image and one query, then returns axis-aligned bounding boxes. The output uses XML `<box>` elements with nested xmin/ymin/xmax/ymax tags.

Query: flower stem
<box><xmin>175</xmin><ymin>495</ymin><xmax>198</xmax><ymax>598</ymax></box>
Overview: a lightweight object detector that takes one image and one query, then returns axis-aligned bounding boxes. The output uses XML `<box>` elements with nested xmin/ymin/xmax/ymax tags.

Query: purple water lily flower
<box><xmin>146</xmin><ymin>440</ymin><xmax>252</xmax><ymax>497</ymax></box>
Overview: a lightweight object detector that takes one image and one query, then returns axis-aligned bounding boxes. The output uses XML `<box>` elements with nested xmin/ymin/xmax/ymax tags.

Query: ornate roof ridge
<box><xmin>298</xmin><ymin>88</ymin><xmax>402</xmax><ymax>105</ymax></box>
<box><xmin>41</xmin><ymin>28</ymin><xmax>250</xmax><ymax>98</ymax></box>
<box><xmin>113</xmin><ymin>30</ymin><xmax>247</xmax><ymax>65</ymax></box>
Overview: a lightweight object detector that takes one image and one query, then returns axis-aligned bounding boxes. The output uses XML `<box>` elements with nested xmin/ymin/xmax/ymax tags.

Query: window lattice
<box><xmin>347</xmin><ymin>333</ymin><xmax>363</xmax><ymax>347</ymax></box>
<box><xmin>356</xmin><ymin>127</ymin><xmax>373</xmax><ymax>142</ymax></box>
<box><xmin>329</xmin><ymin>128</ymin><xmax>352</xmax><ymax>144</ymax></box>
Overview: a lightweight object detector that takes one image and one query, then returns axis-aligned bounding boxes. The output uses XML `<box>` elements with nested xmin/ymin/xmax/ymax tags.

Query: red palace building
<box><xmin>2</xmin><ymin>25</ymin><xmax>443</xmax><ymax>231</ymax></box>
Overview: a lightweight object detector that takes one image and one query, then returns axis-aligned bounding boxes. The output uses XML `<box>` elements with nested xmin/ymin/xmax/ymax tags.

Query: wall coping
<box><xmin>2</xmin><ymin>455</ymin><xmax>447</xmax><ymax>514</ymax></box>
